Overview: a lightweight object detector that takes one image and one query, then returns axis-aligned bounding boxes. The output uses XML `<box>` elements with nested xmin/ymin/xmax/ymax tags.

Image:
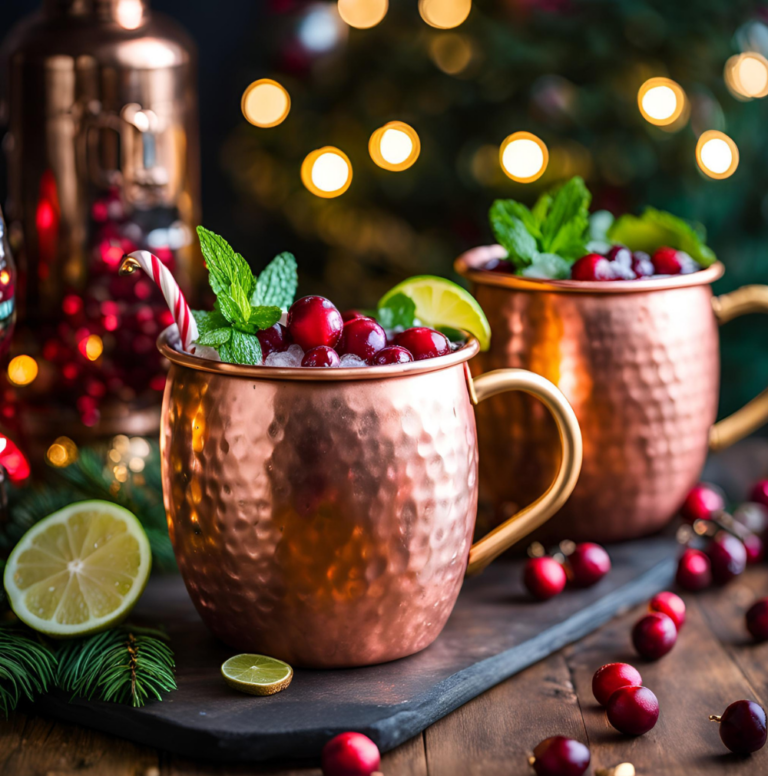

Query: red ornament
<box><xmin>607</xmin><ymin>686</ymin><xmax>660</xmax><ymax>736</ymax></box>
<box><xmin>707</xmin><ymin>533</ymin><xmax>747</xmax><ymax>585</ymax></box>
<box><xmin>676</xmin><ymin>548</ymin><xmax>712</xmax><ymax>591</ymax></box>
<box><xmin>746</xmin><ymin>599</ymin><xmax>768</xmax><ymax>642</ymax></box>
<box><xmin>751</xmin><ymin>479</ymin><xmax>768</xmax><ymax>509</ymax></box>
<box><xmin>530</xmin><ymin>736</ymin><xmax>590</xmax><ymax>776</ymax></box>
<box><xmin>632</xmin><ymin>612</ymin><xmax>677</xmax><ymax>660</ymax></box>
<box><xmin>523</xmin><ymin>557</ymin><xmax>567</xmax><ymax>600</ymax></box>
<box><xmin>321</xmin><ymin>732</ymin><xmax>381</xmax><ymax>776</ymax></box>
<box><xmin>649</xmin><ymin>591</ymin><xmax>686</xmax><ymax>630</ymax></box>
<box><xmin>710</xmin><ymin>700</ymin><xmax>767</xmax><ymax>754</ymax></box>
<box><xmin>679</xmin><ymin>483</ymin><xmax>724</xmax><ymax>524</ymax></box>
<box><xmin>566</xmin><ymin>543</ymin><xmax>611</xmax><ymax>587</ymax></box>
<box><xmin>592</xmin><ymin>663</ymin><xmax>643</xmax><ymax>707</ymax></box>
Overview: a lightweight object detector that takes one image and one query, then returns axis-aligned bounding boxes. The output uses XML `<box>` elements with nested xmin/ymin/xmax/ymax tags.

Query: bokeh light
<box><xmin>725</xmin><ymin>52</ymin><xmax>768</xmax><ymax>99</ymax></box>
<box><xmin>419</xmin><ymin>0</ymin><xmax>471</xmax><ymax>30</ymax></box>
<box><xmin>337</xmin><ymin>0</ymin><xmax>388</xmax><ymax>29</ymax></box>
<box><xmin>241</xmin><ymin>79</ymin><xmax>291</xmax><ymax>128</ymax></box>
<box><xmin>696</xmin><ymin>130</ymin><xmax>739</xmax><ymax>179</ymax></box>
<box><xmin>429</xmin><ymin>33</ymin><xmax>474</xmax><ymax>75</ymax></box>
<box><xmin>7</xmin><ymin>355</ymin><xmax>38</xmax><ymax>386</ymax></box>
<box><xmin>301</xmin><ymin>147</ymin><xmax>353</xmax><ymax>197</ymax></box>
<box><xmin>369</xmin><ymin>122</ymin><xmax>421</xmax><ymax>171</ymax></box>
<box><xmin>637</xmin><ymin>77</ymin><xmax>686</xmax><ymax>127</ymax></box>
<box><xmin>115</xmin><ymin>0</ymin><xmax>143</xmax><ymax>30</ymax></box>
<box><xmin>299</xmin><ymin>4</ymin><xmax>347</xmax><ymax>53</ymax></box>
<box><xmin>47</xmin><ymin>436</ymin><xmax>79</xmax><ymax>468</ymax></box>
<box><xmin>79</xmin><ymin>334</ymin><xmax>104</xmax><ymax>361</ymax></box>
<box><xmin>499</xmin><ymin>132</ymin><xmax>549</xmax><ymax>183</ymax></box>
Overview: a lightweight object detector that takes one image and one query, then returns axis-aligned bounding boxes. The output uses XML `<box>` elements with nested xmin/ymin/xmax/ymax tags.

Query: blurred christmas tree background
<box><xmin>3</xmin><ymin>0</ymin><xmax>768</xmax><ymax>423</ymax></box>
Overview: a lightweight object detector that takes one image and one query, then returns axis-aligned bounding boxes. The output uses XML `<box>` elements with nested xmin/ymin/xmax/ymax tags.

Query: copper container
<box><xmin>158</xmin><ymin>331</ymin><xmax>582</xmax><ymax>667</ymax></box>
<box><xmin>456</xmin><ymin>245</ymin><xmax>768</xmax><ymax>543</ymax></box>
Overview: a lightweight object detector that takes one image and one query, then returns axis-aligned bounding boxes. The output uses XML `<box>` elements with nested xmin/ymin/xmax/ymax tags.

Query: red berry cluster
<box><xmin>569</xmin><ymin>245</ymin><xmax>700</xmax><ymax>281</ymax></box>
<box><xmin>523</xmin><ymin>542</ymin><xmax>611</xmax><ymax>601</ymax></box>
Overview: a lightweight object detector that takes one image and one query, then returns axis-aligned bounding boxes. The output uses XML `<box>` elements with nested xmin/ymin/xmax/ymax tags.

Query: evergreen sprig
<box><xmin>0</xmin><ymin>627</ymin><xmax>57</xmax><ymax>717</ymax></box>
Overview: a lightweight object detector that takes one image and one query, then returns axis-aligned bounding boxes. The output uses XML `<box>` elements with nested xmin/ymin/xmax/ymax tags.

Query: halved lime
<box><xmin>3</xmin><ymin>500</ymin><xmax>151</xmax><ymax>638</ymax></box>
<box><xmin>221</xmin><ymin>654</ymin><xmax>293</xmax><ymax>696</ymax></box>
<box><xmin>379</xmin><ymin>275</ymin><xmax>491</xmax><ymax>351</ymax></box>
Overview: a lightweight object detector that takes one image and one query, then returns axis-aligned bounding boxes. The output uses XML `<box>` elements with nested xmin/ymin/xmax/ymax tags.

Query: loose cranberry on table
<box><xmin>649</xmin><ymin>591</ymin><xmax>686</xmax><ymax>630</ymax></box>
<box><xmin>523</xmin><ymin>556</ymin><xmax>567</xmax><ymax>601</ymax></box>
<box><xmin>744</xmin><ymin>533</ymin><xmax>765</xmax><ymax>565</ymax></box>
<box><xmin>676</xmin><ymin>548</ymin><xmax>713</xmax><ymax>591</ymax></box>
<box><xmin>394</xmin><ymin>327</ymin><xmax>451</xmax><ymax>361</ymax></box>
<box><xmin>751</xmin><ymin>479</ymin><xmax>768</xmax><ymax>509</ymax></box>
<box><xmin>607</xmin><ymin>686</ymin><xmax>660</xmax><ymax>736</ymax></box>
<box><xmin>746</xmin><ymin>598</ymin><xmax>768</xmax><ymax>642</ymax></box>
<box><xmin>256</xmin><ymin>323</ymin><xmax>292</xmax><ymax>358</ymax></box>
<box><xmin>301</xmin><ymin>346</ymin><xmax>340</xmax><ymax>368</ymax></box>
<box><xmin>566</xmin><ymin>543</ymin><xmax>611</xmax><ymax>587</ymax></box>
<box><xmin>288</xmin><ymin>296</ymin><xmax>344</xmax><ymax>351</ymax></box>
<box><xmin>570</xmin><ymin>253</ymin><xmax>614</xmax><ymax>281</ymax></box>
<box><xmin>321</xmin><ymin>731</ymin><xmax>381</xmax><ymax>776</ymax></box>
<box><xmin>592</xmin><ymin>662</ymin><xmax>643</xmax><ymax>707</ymax></box>
<box><xmin>371</xmin><ymin>346</ymin><xmax>413</xmax><ymax>365</ymax></box>
<box><xmin>632</xmin><ymin>612</ymin><xmax>677</xmax><ymax>660</ymax></box>
<box><xmin>339</xmin><ymin>318</ymin><xmax>387</xmax><ymax>362</ymax></box>
<box><xmin>707</xmin><ymin>532</ymin><xmax>747</xmax><ymax>585</ymax></box>
<box><xmin>733</xmin><ymin>501</ymin><xmax>768</xmax><ymax>535</ymax></box>
<box><xmin>529</xmin><ymin>736</ymin><xmax>590</xmax><ymax>776</ymax></box>
<box><xmin>679</xmin><ymin>483</ymin><xmax>724</xmax><ymax>524</ymax></box>
<box><xmin>710</xmin><ymin>700</ymin><xmax>767</xmax><ymax>755</ymax></box>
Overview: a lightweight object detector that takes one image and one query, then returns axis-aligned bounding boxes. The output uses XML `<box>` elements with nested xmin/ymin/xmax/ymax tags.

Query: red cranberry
<box><xmin>339</xmin><ymin>318</ymin><xmax>387</xmax><ymax>362</ymax></box>
<box><xmin>571</xmin><ymin>253</ymin><xmax>614</xmax><ymax>281</ymax></box>
<box><xmin>341</xmin><ymin>309</ymin><xmax>367</xmax><ymax>323</ymax></box>
<box><xmin>371</xmin><ymin>346</ymin><xmax>413</xmax><ymax>365</ymax></box>
<box><xmin>745</xmin><ymin>534</ymin><xmax>765</xmax><ymax>565</ymax></box>
<box><xmin>394</xmin><ymin>327</ymin><xmax>450</xmax><ymax>361</ymax></box>
<box><xmin>484</xmin><ymin>258</ymin><xmax>515</xmax><ymax>273</ymax></box>
<box><xmin>746</xmin><ymin>599</ymin><xmax>768</xmax><ymax>642</ymax></box>
<box><xmin>680</xmin><ymin>483</ymin><xmax>724</xmax><ymax>524</ymax></box>
<box><xmin>707</xmin><ymin>532</ymin><xmax>747</xmax><ymax>585</ymax></box>
<box><xmin>523</xmin><ymin>557</ymin><xmax>567</xmax><ymax>601</ymax></box>
<box><xmin>530</xmin><ymin>736</ymin><xmax>590</xmax><ymax>776</ymax></box>
<box><xmin>592</xmin><ymin>663</ymin><xmax>643</xmax><ymax>707</ymax></box>
<box><xmin>632</xmin><ymin>612</ymin><xmax>677</xmax><ymax>660</ymax></box>
<box><xmin>652</xmin><ymin>246</ymin><xmax>683</xmax><ymax>275</ymax></box>
<box><xmin>676</xmin><ymin>548</ymin><xmax>712</xmax><ymax>591</ymax></box>
<box><xmin>288</xmin><ymin>296</ymin><xmax>343</xmax><ymax>351</ymax></box>
<box><xmin>256</xmin><ymin>323</ymin><xmax>292</xmax><ymax>358</ymax></box>
<box><xmin>302</xmin><ymin>346</ymin><xmax>340</xmax><ymax>368</ymax></box>
<box><xmin>604</xmin><ymin>246</ymin><xmax>635</xmax><ymax>279</ymax></box>
<box><xmin>649</xmin><ymin>591</ymin><xmax>686</xmax><ymax>630</ymax></box>
<box><xmin>566</xmin><ymin>543</ymin><xmax>611</xmax><ymax>587</ymax></box>
<box><xmin>631</xmin><ymin>251</ymin><xmax>654</xmax><ymax>278</ymax></box>
<box><xmin>751</xmin><ymin>479</ymin><xmax>768</xmax><ymax>509</ymax></box>
<box><xmin>711</xmin><ymin>700</ymin><xmax>767</xmax><ymax>754</ymax></box>
<box><xmin>733</xmin><ymin>502</ymin><xmax>768</xmax><ymax>535</ymax></box>
<box><xmin>607</xmin><ymin>686</ymin><xmax>660</xmax><ymax>736</ymax></box>
<box><xmin>605</xmin><ymin>245</ymin><xmax>630</xmax><ymax>263</ymax></box>
<box><xmin>321</xmin><ymin>732</ymin><xmax>381</xmax><ymax>776</ymax></box>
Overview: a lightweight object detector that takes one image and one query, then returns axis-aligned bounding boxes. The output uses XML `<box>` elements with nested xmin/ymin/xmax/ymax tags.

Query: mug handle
<box><xmin>465</xmin><ymin>367</ymin><xmax>583</xmax><ymax>576</ymax></box>
<box><xmin>710</xmin><ymin>285</ymin><xmax>768</xmax><ymax>451</ymax></box>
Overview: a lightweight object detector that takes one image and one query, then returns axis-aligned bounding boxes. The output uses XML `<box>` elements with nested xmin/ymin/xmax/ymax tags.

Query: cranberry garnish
<box><xmin>651</xmin><ymin>246</ymin><xmax>683</xmax><ymax>275</ymax></box>
<box><xmin>631</xmin><ymin>251</ymin><xmax>654</xmax><ymax>278</ymax></box>
<box><xmin>707</xmin><ymin>532</ymin><xmax>747</xmax><ymax>585</ymax></box>
<box><xmin>566</xmin><ymin>543</ymin><xmax>611</xmax><ymax>587</ymax></box>
<box><xmin>256</xmin><ymin>323</ymin><xmax>292</xmax><ymax>358</ymax></box>
<box><xmin>341</xmin><ymin>309</ymin><xmax>367</xmax><ymax>323</ymax></box>
<box><xmin>571</xmin><ymin>253</ymin><xmax>614</xmax><ymax>281</ymax></box>
<box><xmin>649</xmin><ymin>591</ymin><xmax>686</xmax><ymax>630</ymax></box>
<box><xmin>592</xmin><ymin>663</ymin><xmax>643</xmax><ymax>707</ymax></box>
<box><xmin>321</xmin><ymin>731</ymin><xmax>381</xmax><ymax>776</ymax></box>
<box><xmin>679</xmin><ymin>483</ymin><xmax>724</xmax><ymax>524</ymax></box>
<box><xmin>338</xmin><ymin>318</ymin><xmax>387</xmax><ymax>362</ymax></box>
<box><xmin>746</xmin><ymin>599</ymin><xmax>768</xmax><ymax>642</ymax></box>
<box><xmin>371</xmin><ymin>346</ymin><xmax>413</xmax><ymax>365</ymax></box>
<box><xmin>607</xmin><ymin>686</ymin><xmax>660</xmax><ymax>736</ymax></box>
<box><xmin>751</xmin><ymin>479</ymin><xmax>768</xmax><ymax>509</ymax></box>
<box><xmin>394</xmin><ymin>327</ymin><xmax>450</xmax><ymax>361</ymax></box>
<box><xmin>530</xmin><ymin>736</ymin><xmax>590</xmax><ymax>776</ymax></box>
<box><xmin>604</xmin><ymin>246</ymin><xmax>636</xmax><ymax>279</ymax></box>
<box><xmin>484</xmin><ymin>258</ymin><xmax>515</xmax><ymax>273</ymax></box>
<box><xmin>632</xmin><ymin>612</ymin><xmax>677</xmax><ymax>660</ymax></box>
<box><xmin>523</xmin><ymin>557</ymin><xmax>567</xmax><ymax>601</ymax></box>
<box><xmin>288</xmin><ymin>296</ymin><xmax>344</xmax><ymax>351</ymax></box>
<box><xmin>301</xmin><ymin>346</ymin><xmax>340</xmax><ymax>368</ymax></box>
<box><xmin>710</xmin><ymin>700</ymin><xmax>767</xmax><ymax>754</ymax></box>
<box><xmin>745</xmin><ymin>533</ymin><xmax>765</xmax><ymax>565</ymax></box>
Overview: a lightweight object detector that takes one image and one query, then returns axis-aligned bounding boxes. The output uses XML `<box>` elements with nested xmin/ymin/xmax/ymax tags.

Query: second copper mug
<box><xmin>158</xmin><ymin>331</ymin><xmax>582</xmax><ymax>668</ymax></box>
<box><xmin>457</xmin><ymin>246</ymin><xmax>768</xmax><ymax>544</ymax></box>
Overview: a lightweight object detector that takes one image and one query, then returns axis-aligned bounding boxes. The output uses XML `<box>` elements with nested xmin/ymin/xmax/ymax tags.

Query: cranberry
<box><xmin>604</xmin><ymin>246</ymin><xmax>635</xmax><ymax>279</ymax></box>
<box><xmin>394</xmin><ymin>327</ymin><xmax>450</xmax><ymax>361</ymax></box>
<box><xmin>733</xmin><ymin>502</ymin><xmax>768</xmax><ymax>535</ymax></box>
<box><xmin>676</xmin><ymin>548</ymin><xmax>712</xmax><ymax>591</ymax></box>
<box><xmin>302</xmin><ymin>346</ymin><xmax>340</xmax><ymax>368</ymax></box>
<box><xmin>256</xmin><ymin>323</ymin><xmax>292</xmax><ymax>358</ymax></box>
<box><xmin>751</xmin><ymin>479</ymin><xmax>768</xmax><ymax>509</ymax></box>
<box><xmin>341</xmin><ymin>309</ymin><xmax>367</xmax><ymax>323</ymax></box>
<box><xmin>566</xmin><ymin>543</ymin><xmax>611</xmax><ymax>587</ymax></box>
<box><xmin>321</xmin><ymin>732</ymin><xmax>381</xmax><ymax>776</ymax></box>
<box><xmin>592</xmin><ymin>663</ymin><xmax>643</xmax><ymax>707</ymax></box>
<box><xmin>338</xmin><ymin>318</ymin><xmax>387</xmax><ymax>362</ymax></box>
<box><xmin>649</xmin><ymin>591</ymin><xmax>686</xmax><ymax>630</ymax></box>
<box><xmin>523</xmin><ymin>557</ymin><xmax>567</xmax><ymax>601</ymax></box>
<box><xmin>632</xmin><ymin>612</ymin><xmax>677</xmax><ymax>660</ymax></box>
<box><xmin>530</xmin><ymin>736</ymin><xmax>590</xmax><ymax>776</ymax></box>
<box><xmin>607</xmin><ymin>686</ymin><xmax>660</xmax><ymax>736</ymax></box>
<box><xmin>707</xmin><ymin>532</ymin><xmax>747</xmax><ymax>585</ymax></box>
<box><xmin>745</xmin><ymin>533</ymin><xmax>764</xmax><ymax>565</ymax></box>
<box><xmin>371</xmin><ymin>346</ymin><xmax>413</xmax><ymax>365</ymax></box>
<box><xmin>605</xmin><ymin>245</ymin><xmax>630</xmax><ymax>263</ymax></box>
<box><xmin>631</xmin><ymin>251</ymin><xmax>654</xmax><ymax>278</ymax></box>
<box><xmin>680</xmin><ymin>483</ymin><xmax>724</xmax><ymax>524</ymax></box>
<box><xmin>746</xmin><ymin>599</ymin><xmax>768</xmax><ymax>642</ymax></box>
<box><xmin>288</xmin><ymin>296</ymin><xmax>344</xmax><ymax>351</ymax></box>
<box><xmin>652</xmin><ymin>246</ymin><xmax>683</xmax><ymax>275</ymax></box>
<box><xmin>710</xmin><ymin>700</ymin><xmax>767</xmax><ymax>754</ymax></box>
<box><xmin>571</xmin><ymin>253</ymin><xmax>614</xmax><ymax>281</ymax></box>
<box><xmin>484</xmin><ymin>258</ymin><xmax>515</xmax><ymax>273</ymax></box>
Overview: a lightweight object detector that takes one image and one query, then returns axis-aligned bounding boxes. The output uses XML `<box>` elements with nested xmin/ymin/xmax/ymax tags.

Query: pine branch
<box><xmin>0</xmin><ymin>627</ymin><xmax>57</xmax><ymax>718</ymax></box>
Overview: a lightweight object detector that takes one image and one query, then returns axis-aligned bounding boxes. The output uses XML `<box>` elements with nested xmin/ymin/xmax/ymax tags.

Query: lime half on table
<box><xmin>378</xmin><ymin>275</ymin><xmax>491</xmax><ymax>351</ymax></box>
<box><xmin>221</xmin><ymin>654</ymin><xmax>294</xmax><ymax>696</ymax></box>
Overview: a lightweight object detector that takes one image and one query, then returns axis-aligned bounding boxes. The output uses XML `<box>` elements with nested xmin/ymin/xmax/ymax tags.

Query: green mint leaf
<box><xmin>229</xmin><ymin>329</ymin><xmax>262</xmax><ymax>365</ymax></box>
<box><xmin>196</xmin><ymin>327</ymin><xmax>232</xmax><ymax>347</ymax></box>
<box><xmin>192</xmin><ymin>309</ymin><xmax>228</xmax><ymax>336</ymax></box>
<box><xmin>218</xmin><ymin>341</ymin><xmax>234</xmax><ymax>364</ymax></box>
<box><xmin>252</xmin><ymin>252</ymin><xmax>298</xmax><ymax>311</ymax></box>
<box><xmin>377</xmin><ymin>293</ymin><xmax>416</xmax><ymax>329</ymax></box>
<box><xmin>249</xmin><ymin>305</ymin><xmax>282</xmax><ymax>330</ymax></box>
<box><xmin>216</xmin><ymin>292</ymin><xmax>241</xmax><ymax>325</ymax></box>
<box><xmin>196</xmin><ymin>226</ymin><xmax>255</xmax><ymax>299</ymax></box>
<box><xmin>488</xmin><ymin>205</ymin><xmax>538</xmax><ymax>268</ymax></box>
<box><xmin>540</xmin><ymin>176</ymin><xmax>591</xmax><ymax>254</ymax></box>
<box><xmin>521</xmin><ymin>253</ymin><xmax>571</xmax><ymax>280</ymax></box>
<box><xmin>532</xmin><ymin>192</ymin><xmax>553</xmax><ymax>225</ymax></box>
<box><xmin>547</xmin><ymin>214</ymin><xmax>590</xmax><ymax>261</ymax></box>
<box><xmin>489</xmin><ymin>200</ymin><xmax>541</xmax><ymax>241</ymax></box>
<box><xmin>230</xmin><ymin>282</ymin><xmax>252</xmax><ymax>324</ymax></box>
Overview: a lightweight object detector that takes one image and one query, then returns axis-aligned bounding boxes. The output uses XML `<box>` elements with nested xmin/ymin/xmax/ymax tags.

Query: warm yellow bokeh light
<box><xmin>116</xmin><ymin>0</ymin><xmax>143</xmax><ymax>30</ymax></box>
<box><xmin>47</xmin><ymin>436</ymin><xmax>78</xmax><ymax>468</ymax></box>
<box><xmin>419</xmin><ymin>0</ymin><xmax>471</xmax><ymax>29</ymax></box>
<box><xmin>337</xmin><ymin>0</ymin><xmax>388</xmax><ymax>29</ymax></box>
<box><xmin>7</xmin><ymin>355</ymin><xmax>38</xmax><ymax>386</ymax></box>
<box><xmin>725</xmin><ymin>52</ymin><xmax>768</xmax><ymax>99</ymax></box>
<box><xmin>499</xmin><ymin>132</ymin><xmax>549</xmax><ymax>183</ymax></box>
<box><xmin>241</xmin><ymin>79</ymin><xmax>291</xmax><ymax>128</ymax></box>
<box><xmin>301</xmin><ymin>147</ymin><xmax>353</xmax><ymax>197</ymax></box>
<box><xmin>696</xmin><ymin>130</ymin><xmax>739</xmax><ymax>180</ymax></box>
<box><xmin>84</xmin><ymin>334</ymin><xmax>104</xmax><ymax>361</ymax></box>
<box><xmin>0</xmin><ymin>270</ymin><xmax>9</xmax><ymax>285</ymax></box>
<box><xmin>429</xmin><ymin>33</ymin><xmax>473</xmax><ymax>75</ymax></box>
<box><xmin>369</xmin><ymin>121</ymin><xmax>421</xmax><ymax>171</ymax></box>
<box><xmin>637</xmin><ymin>77</ymin><xmax>686</xmax><ymax>126</ymax></box>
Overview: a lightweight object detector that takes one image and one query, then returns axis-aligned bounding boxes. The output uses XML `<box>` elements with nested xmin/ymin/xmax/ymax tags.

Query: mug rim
<box><xmin>157</xmin><ymin>327</ymin><xmax>480</xmax><ymax>381</ymax></box>
<box><xmin>455</xmin><ymin>244</ymin><xmax>725</xmax><ymax>293</ymax></box>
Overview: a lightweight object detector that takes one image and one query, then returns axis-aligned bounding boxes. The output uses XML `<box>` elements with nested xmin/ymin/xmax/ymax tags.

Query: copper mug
<box><xmin>158</xmin><ymin>330</ymin><xmax>582</xmax><ymax>667</ymax></box>
<box><xmin>456</xmin><ymin>246</ymin><xmax>768</xmax><ymax>544</ymax></box>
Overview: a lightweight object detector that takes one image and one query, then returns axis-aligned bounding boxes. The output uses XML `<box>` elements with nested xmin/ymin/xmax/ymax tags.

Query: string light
<box><xmin>301</xmin><ymin>147</ymin><xmax>353</xmax><ymax>197</ymax></box>
<box><xmin>79</xmin><ymin>334</ymin><xmax>104</xmax><ymax>361</ymax></box>
<box><xmin>696</xmin><ymin>130</ymin><xmax>739</xmax><ymax>180</ymax></box>
<box><xmin>337</xmin><ymin>0</ymin><xmax>388</xmax><ymax>29</ymax></box>
<box><xmin>241</xmin><ymin>79</ymin><xmax>291</xmax><ymax>128</ymax></box>
<box><xmin>47</xmin><ymin>437</ymin><xmax>79</xmax><ymax>468</ymax></box>
<box><xmin>7</xmin><ymin>355</ymin><xmax>38</xmax><ymax>386</ymax></box>
<box><xmin>429</xmin><ymin>33</ymin><xmax>473</xmax><ymax>75</ymax></box>
<box><xmin>369</xmin><ymin>122</ymin><xmax>421</xmax><ymax>171</ymax></box>
<box><xmin>115</xmin><ymin>0</ymin><xmax>143</xmax><ymax>30</ymax></box>
<box><xmin>499</xmin><ymin>132</ymin><xmax>549</xmax><ymax>183</ymax></box>
<box><xmin>725</xmin><ymin>52</ymin><xmax>768</xmax><ymax>99</ymax></box>
<box><xmin>637</xmin><ymin>77</ymin><xmax>686</xmax><ymax>127</ymax></box>
<box><xmin>419</xmin><ymin>0</ymin><xmax>471</xmax><ymax>30</ymax></box>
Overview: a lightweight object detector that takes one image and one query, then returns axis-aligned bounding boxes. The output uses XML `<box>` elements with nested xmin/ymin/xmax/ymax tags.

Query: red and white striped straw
<box><xmin>119</xmin><ymin>250</ymin><xmax>198</xmax><ymax>352</ymax></box>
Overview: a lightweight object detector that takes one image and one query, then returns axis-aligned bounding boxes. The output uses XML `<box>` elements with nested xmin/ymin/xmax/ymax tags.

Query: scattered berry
<box><xmin>607</xmin><ymin>686</ymin><xmax>660</xmax><ymax>736</ymax></box>
<box><xmin>733</xmin><ymin>502</ymin><xmax>768</xmax><ymax>535</ymax></box>
<box><xmin>676</xmin><ymin>548</ymin><xmax>712</xmax><ymax>591</ymax></box>
<box><xmin>394</xmin><ymin>327</ymin><xmax>451</xmax><ymax>361</ymax></box>
<box><xmin>707</xmin><ymin>532</ymin><xmax>747</xmax><ymax>585</ymax></box>
<box><xmin>651</xmin><ymin>246</ymin><xmax>683</xmax><ymax>275</ymax></box>
<box><xmin>649</xmin><ymin>591</ymin><xmax>686</xmax><ymax>630</ymax></box>
<box><xmin>288</xmin><ymin>296</ymin><xmax>344</xmax><ymax>351</ymax></box>
<box><xmin>321</xmin><ymin>732</ymin><xmax>381</xmax><ymax>776</ymax></box>
<box><xmin>632</xmin><ymin>612</ymin><xmax>677</xmax><ymax>660</ymax></box>
<box><xmin>567</xmin><ymin>543</ymin><xmax>611</xmax><ymax>587</ymax></box>
<box><xmin>746</xmin><ymin>599</ymin><xmax>768</xmax><ymax>642</ymax></box>
<box><xmin>680</xmin><ymin>484</ymin><xmax>724</xmax><ymax>524</ymax></box>
<box><xmin>256</xmin><ymin>323</ymin><xmax>292</xmax><ymax>358</ymax></box>
<box><xmin>371</xmin><ymin>346</ymin><xmax>414</xmax><ymax>365</ymax></box>
<box><xmin>710</xmin><ymin>700</ymin><xmax>767</xmax><ymax>755</ymax></box>
<box><xmin>592</xmin><ymin>663</ymin><xmax>643</xmax><ymax>707</ymax></box>
<box><xmin>751</xmin><ymin>480</ymin><xmax>768</xmax><ymax>509</ymax></box>
<box><xmin>524</xmin><ymin>557</ymin><xmax>567</xmax><ymax>601</ymax></box>
<box><xmin>530</xmin><ymin>736</ymin><xmax>590</xmax><ymax>776</ymax></box>
<box><xmin>302</xmin><ymin>346</ymin><xmax>341</xmax><ymax>368</ymax></box>
<box><xmin>744</xmin><ymin>534</ymin><xmax>765</xmax><ymax>565</ymax></box>
<box><xmin>339</xmin><ymin>318</ymin><xmax>387</xmax><ymax>362</ymax></box>
<box><xmin>631</xmin><ymin>251</ymin><xmax>654</xmax><ymax>278</ymax></box>
<box><xmin>571</xmin><ymin>254</ymin><xmax>615</xmax><ymax>281</ymax></box>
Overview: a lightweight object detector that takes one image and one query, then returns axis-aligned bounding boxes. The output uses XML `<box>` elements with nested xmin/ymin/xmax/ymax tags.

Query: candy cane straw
<box><xmin>119</xmin><ymin>250</ymin><xmax>198</xmax><ymax>352</ymax></box>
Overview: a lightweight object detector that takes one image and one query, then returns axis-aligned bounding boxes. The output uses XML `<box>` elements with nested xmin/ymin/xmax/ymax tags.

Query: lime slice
<box><xmin>3</xmin><ymin>500</ymin><xmax>151</xmax><ymax>638</ymax></box>
<box><xmin>221</xmin><ymin>654</ymin><xmax>294</xmax><ymax>696</ymax></box>
<box><xmin>379</xmin><ymin>275</ymin><xmax>491</xmax><ymax>351</ymax></box>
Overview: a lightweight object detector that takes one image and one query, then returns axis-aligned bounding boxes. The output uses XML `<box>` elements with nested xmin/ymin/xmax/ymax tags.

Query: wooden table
<box><xmin>2</xmin><ymin>565</ymin><xmax>767</xmax><ymax>776</ymax></box>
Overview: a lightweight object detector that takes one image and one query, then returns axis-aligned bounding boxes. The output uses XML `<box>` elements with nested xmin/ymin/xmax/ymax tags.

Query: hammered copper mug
<box><xmin>456</xmin><ymin>245</ymin><xmax>768</xmax><ymax>544</ymax></box>
<box><xmin>158</xmin><ymin>330</ymin><xmax>582</xmax><ymax>668</ymax></box>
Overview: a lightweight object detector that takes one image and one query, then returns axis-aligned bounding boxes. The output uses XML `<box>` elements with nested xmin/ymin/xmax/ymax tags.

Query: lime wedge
<box><xmin>379</xmin><ymin>275</ymin><xmax>491</xmax><ymax>351</ymax></box>
<box><xmin>221</xmin><ymin>654</ymin><xmax>293</xmax><ymax>696</ymax></box>
<box><xmin>3</xmin><ymin>500</ymin><xmax>151</xmax><ymax>638</ymax></box>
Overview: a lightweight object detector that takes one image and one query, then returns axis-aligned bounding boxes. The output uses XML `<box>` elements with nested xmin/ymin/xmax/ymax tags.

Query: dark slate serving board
<box><xmin>35</xmin><ymin>535</ymin><xmax>680</xmax><ymax>763</ymax></box>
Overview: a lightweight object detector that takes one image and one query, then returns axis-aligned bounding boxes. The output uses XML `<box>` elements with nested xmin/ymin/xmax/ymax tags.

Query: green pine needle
<box><xmin>0</xmin><ymin>627</ymin><xmax>57</xmax><ymax>718</ymax></box>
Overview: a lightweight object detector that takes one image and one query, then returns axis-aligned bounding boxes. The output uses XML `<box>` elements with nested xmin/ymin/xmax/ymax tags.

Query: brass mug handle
<box><xmin>710</xmin><ymin>285</ymin><xmax>768</xmax><ymax>451</ymax></box>
<box><xmin>465</xmin><ymin>368</ymin><xmax>583</xmax><ymax>575</ymax></box>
